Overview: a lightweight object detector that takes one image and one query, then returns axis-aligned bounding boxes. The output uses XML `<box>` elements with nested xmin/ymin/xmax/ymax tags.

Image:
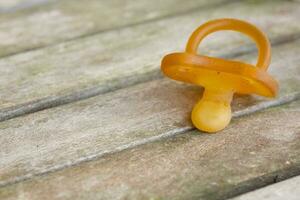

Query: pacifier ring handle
<box><xmin>185</xmin><ymin>18</ymin><xmax>271</xmax><ymax>71</ymax></box>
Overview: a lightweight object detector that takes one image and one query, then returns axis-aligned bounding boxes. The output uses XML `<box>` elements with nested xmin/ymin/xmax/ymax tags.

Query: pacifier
<box><xmin>161</xmin><ymin>18</ymin><xmax>278</xmax><ymax>133</ymax></box>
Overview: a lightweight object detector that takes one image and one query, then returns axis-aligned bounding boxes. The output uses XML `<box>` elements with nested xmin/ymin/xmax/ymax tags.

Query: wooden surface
<box><xmin>1</xmin><ymin>0</ymin><xmax>300</xmax><ymax>121</ymax></box>
<box><xmin>0</xmin><ymin>0</ymin><xmax>300</xmax><ymax>199</ymax></box>
<box><xmin>232</xmin><ymin>175</ymin><xmax>300</xmax><ymax>200</ymax></box>
<box><xmin>0</xmin><ymin>0</ymin><xmax>226</xmax><ymax>57</ymax></box>
<box><xmin>0</xmin><ymin>0</ymin><xmax>52</xmax><ymax>13</ymax></box>
<box><xmin>1</xmin><ymin>101</ymin><xmax>300</xmax><ymax>199</ymax></box>
<box><xmin>0</xmin><ymin>38</ymin><xmax>299</xmax><ymax>187</ymax></box>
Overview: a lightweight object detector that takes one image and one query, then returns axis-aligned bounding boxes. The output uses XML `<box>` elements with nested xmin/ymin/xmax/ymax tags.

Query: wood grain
<box><xmin>0</xmin><ymin>0</ymin><xmax>52</xmax><ymax>13</ymax></box>
<box><xmin>0</xmin><ymin>0</ymin><xmax>228</xmax><ymax>57</ymax></box>
<box><xmin>231</xmin><ymin>175</ymin><xmax>300</xmax><ymax>200</ymax></box>
<box><xmin>0</xmin><ymin>100</ymin><xmax>299</xmax><ymax>199</ymax></box>
<box><xmin>0</xmin><ymin>38</ymin><xmax>299</xmax><ymax>187</ymax></box>
<box><xmin>1</xmin><ymin>0</ymin><xmax>300</xmax><ymax>121</ymax></box>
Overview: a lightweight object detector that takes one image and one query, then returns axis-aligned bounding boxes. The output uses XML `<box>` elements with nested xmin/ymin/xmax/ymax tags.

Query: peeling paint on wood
<box><xmin>0</xmin><ymin>0</ymin><xmax>299</xmax><ymax>119</ymax></box>
<box><xmin>0</xmin><ymin>100</ymin><xmax>299</xmax><ymax>199</ymax></box>
<box><xmin>0</xmin><ymin>39</ymin><xmax>299</xmax><ymax>188</ymax></box>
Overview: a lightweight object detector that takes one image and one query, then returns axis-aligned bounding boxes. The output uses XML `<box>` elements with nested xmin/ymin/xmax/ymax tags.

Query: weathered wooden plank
<box><xmin>1</xmin><ymin>0</ymin><xmax>299</xmax><ymax>121</ymax></box>
<box><xmin>231</xmin><ymin>175</ymin><xmax>300</xmax><ymax>200</ymax></box>
<box><xmin>0</xmin><ymin>100</ymin><xmax>299</xmax><ymax>200</ymax></box>
<box><xmin>0</xmin><ymin>0</ymin><xmax>228</xmax><ymax>57</ymax></box>
<box><xmin>0</xmin><ymin>0</ymin><xmax>53</xmax><ymax>13</ymax></box>
<box><xmin>0</xmin><ymin>38</ymin><xmax>299</xmax><ymax>187</ymax></box>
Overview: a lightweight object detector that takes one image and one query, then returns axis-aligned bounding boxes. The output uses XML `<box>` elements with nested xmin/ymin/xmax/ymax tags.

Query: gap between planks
<box><xmin>0</xmin><ymin>0</ymin><xmax>239</xmax><ymax>119</ymax></box>
<box><xmin>223</xmin><ymin>165</ymin><xmax>300</xmax><ymax>200</ymax></box>
<box><xmin>0</xmin><ymin>0</ymin><xmax>299</xmax><ymax>121</ymax></box>
<box><xmin>0</xmin><ymin>37</ymin><xmax>300</xmax><ymax>188</ymax></box>
<box><xmin>230</xmin><ymin>175</ymin><xmax>300</xmax><ymax>200</ymax></box>
<box><xmin>0</xmin><ymin>93</ymin><xmax>299</xmax><ymax>188</ymax></box>
<box><xmin>1</xmin><ymin>100</ymin><xmax>300</xmax><ymax>199</ymax></box>
<box><xmin>0</xmin><ymin>0</ymin><xmax>237</xmax><ymax>59</ymax></box>
<box><xmin>1</xmin><ymin>33</ymin><xmax>299</xmax><ymax>123</ymax></box>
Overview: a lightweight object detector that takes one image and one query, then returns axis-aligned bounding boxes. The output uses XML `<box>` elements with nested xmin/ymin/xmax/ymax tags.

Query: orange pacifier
<box><xmin>161</xmin><ymin>18</ymin><xmax>278</xmax><ymax>133</ymax></box>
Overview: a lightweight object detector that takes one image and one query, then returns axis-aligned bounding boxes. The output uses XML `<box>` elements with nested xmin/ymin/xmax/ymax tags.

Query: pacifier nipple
<box><xmin>192</xmin><ymin>89</ymin><xmax>233</xmax><ymax>133</ymax></box>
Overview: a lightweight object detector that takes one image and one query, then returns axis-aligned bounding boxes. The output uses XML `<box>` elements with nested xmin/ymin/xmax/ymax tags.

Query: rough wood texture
<box><xmin>0</xmin><ymin>100</ymin><xmax>299</xmax><ymax>200</ymax></box>
<box><xmin>0</xmin><ymin>0</ymin><xmax>227</xmax><ymax>57</ymax></box>
<box><xmin>1</xmin><ymin>0</ymin><xmax>300</xmax><ymax>121</ymax></box>
<box><xmin>231</xmin><ymin>175</ymin><xmax>300</xmax><ymax>200</ymax></box>
<box><xmin>0</xmin><ymin>0</ymin><xmax>53</xmax><ymax>13</ymax></box>
<box><xmin>0</xmin><ymin>38</ymin><xmax>299</xmax><ymax>187</ymax></box>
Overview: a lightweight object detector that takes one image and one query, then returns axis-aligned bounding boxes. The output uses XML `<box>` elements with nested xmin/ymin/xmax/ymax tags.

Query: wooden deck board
<box><xmin>0</xmin><ymin>0</ymin><xmax>228</xmax><ymax>57</ymax></box>
<box><xmin>0</xmin><ymin>100</ymin><xmax>299</xmax><ymax>199</ymax></box>
<box><xmin>0</xmin><ymin>0</ymin><xmax>52</xmax><ymax>13</ymax></box>
<box><xmin>0</xmin><ymin>38</ymin><xmax>299</xmax><ymax>187</ymax></box>
<box><xmin>231</xmin><ymin>175</ymin><xmax>300</xmax><ymax>200</ymax></box>
<box><xmin>1</xmin><ymin>0</ymin><xmax>299</xmax><ymax>121</ymax></box>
